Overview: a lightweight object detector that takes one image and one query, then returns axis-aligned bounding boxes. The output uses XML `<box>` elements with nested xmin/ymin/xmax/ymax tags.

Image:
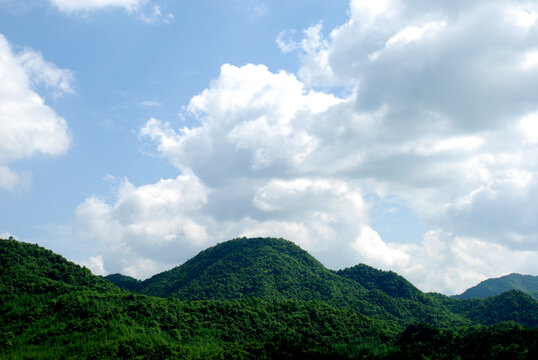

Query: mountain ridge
<box><xmin>453</xmin><ymin>273</ymin><xmax>538</xmax><ymax>300</ymax></box>
<box><xmin>102</xmin><ymin>237</ymin><xmax>535</xmax><ymax>328</ymax></box>
<box><xmin>2</xmin><ymin>236</ymin><xmax>538</xmax><ymax>359</ymax></box>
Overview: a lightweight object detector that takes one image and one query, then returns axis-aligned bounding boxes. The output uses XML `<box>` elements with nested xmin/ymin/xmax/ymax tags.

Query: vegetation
<box><xmin>2</xmin><ymin>237</ymin><xmax>538</xmax><ymax>359</ymax></box>
<box><xmin>453</xmin><ymin>273</ymin><xmax>538</xmax><ymax>300</ymax></box>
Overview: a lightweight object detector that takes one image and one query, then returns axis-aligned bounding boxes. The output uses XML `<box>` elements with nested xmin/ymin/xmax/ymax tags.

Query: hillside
<box><xmin>0</xmin><ymin>237</ymin><xmax>118</xmax><ymax>300</ymax></box>
<box><xmin>0</xmin><ymin>237</ymin><xmax>395</xmax><ymax>359</ymax></box>
<box><xmin>337</xmin><ymin>264</ymin><xmax>427</xmax><ymax>303</ymax></box>
<box><xmin>454</xmin><ymin>273</ymin><xmax>538</xmax><ymax>300</ymax></box>
<box><xmin>114</xmin><ymin>237</ymin><xmax>469</xmax><ymax>327</ymax></box>
<box><xmin>2</xmin><ymin>236</ymin><xmax>538</xmax><ymax>359</ymax></box>
<box><xmin>135</xmin><ymin>237</ymin><xmax>368</xmax><ymax>301</ymax></box>
<box><xmin>103</xmin><ymin>273</ymin><xmax>142</xmax><ymax>292</ymax></box>
<box><xmin>448</xmin><ymin>290</ymin><xmax>538</xmax><ymax>327</ymax></box>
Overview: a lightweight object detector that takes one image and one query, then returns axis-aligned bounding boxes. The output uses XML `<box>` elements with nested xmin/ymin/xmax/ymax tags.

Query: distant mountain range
<box><xmin>2</xmin><ymin>236</ymin><xmax>538</xmax><ymax>359</ymax></box>
<box><xmin>453</xmin><ymin>273</ymin><xmax>538</xmax><ymax>300</ymax></box>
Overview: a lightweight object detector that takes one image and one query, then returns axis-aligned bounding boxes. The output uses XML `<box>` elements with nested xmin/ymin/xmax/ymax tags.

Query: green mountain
<box><xmin>0</xmin><ymin>237</ymin><xmax>395</xmax><ymax>359</ymax></box>
<box><xmin>2</xmin><ymin>236</ymin><xmax>538</xmax><ymax>359</ymax></box>
<box><xmin>135</xmin><ymin>237</ymin><xmax>366</xmax><ymax>301</ymax></box>
<box><xmin>103</xmin><ymin>273</ymin><xmax>142</xmax><ymax>292</ymax></box>
<box><xmin>448</xmin><ymin>290</ymin><xmax>538</xmax><ymax>327</ymax></box>
<box><xmin>115</xmin><ymin>237</ymin><xmax>469</xmax><ymax>327</ymax></box>
<box><xmin>0</xmin><ymin>237</ymin><xmax>118</xmax><ymax>300</ymax></box>
<box><xmin>454</xmin><ymin>273</ymin><xmax>538</xmax><ymax>300</ymax></box>
<box><xmin>337</xmin><ymin>264</ymin><xmax>427</xmax><ymax>303</ymax></box>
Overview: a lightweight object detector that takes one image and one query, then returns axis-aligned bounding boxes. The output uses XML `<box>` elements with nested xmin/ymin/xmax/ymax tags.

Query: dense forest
<box><xmin>453</xmin><ymin>273</ymin><xmax>538</xmax><ymax>300</ymax></box>
<box><xmin>1</xmin><ymin>237</ymin><xmax>537</xmax><ymax>359</ymax></box>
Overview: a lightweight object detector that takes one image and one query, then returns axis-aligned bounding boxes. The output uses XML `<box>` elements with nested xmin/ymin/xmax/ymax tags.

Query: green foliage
<box><xmin>2</xmin><ymin>237</ymin><xmax>538</xmax><ymax>359</ymax></box>
<box><xmin>112</xmin><ymin>237</ymin><xmax>471</xmax><ymax>327</ymax></box>
<box><xmin>102</xmin><ymin>274</ymin><xmax>142</xmax><ymax>292</ymax></box>
<box><xmin>0</xmin><ymin>238</ymin><xmax>118</xmax><ymax>300</ymax></box>
<box><xmin>337</xmin><ymin>264</ymin><xmax>425</xmax><ymax>302</ymax></box>
<box><xmin>454</xmin><ymin>273</ymin><xmax>538</xmax><ymax>300</ymax></box>
<box><xmin>447</xmin><ymin>290</ymin><xmax>538</xmax><ymax>327</ymax></box>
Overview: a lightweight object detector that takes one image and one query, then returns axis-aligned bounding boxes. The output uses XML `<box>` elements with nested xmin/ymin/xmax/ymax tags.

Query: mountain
<box><xmin>454</xmin><ymin>273</ymin><xmax>538</xmax><ymax>300</ymax></box>
<box><xmin>102</xmin><ymin>273</ymin><xmax>142</xmax><ymax>292</ymax></box>
<box><xmin>2</xmin><ymin>236</ymin><xmax>538</xmax><ymax>359</ymax></box>
<box><xmin>0</xmin><ymin>237</ymin><xmax>118</xmax><ymax>299</ymax></box>
<box><xmin>105</xmin><ymin>237</ymin><xmax>475</xmax><ymax>327</ymax></box>
<box><xmin>448</xmin><ymin>290</ymin><xmax>538</xmax><ymax>327</ymax></box>
<box><xmin>0</xmin><ymin>238</ymin><xmax>392</xmax><ymax>359</ymax></box>
<box><xmin>133</xmin><ymin>237</ymin><xmax>368</xmax><ymax>300</ymax></box>
<box><xmin>337</xmin><ymin>264</ymin><xmax>426</xmax><ymax>302</ymax></box>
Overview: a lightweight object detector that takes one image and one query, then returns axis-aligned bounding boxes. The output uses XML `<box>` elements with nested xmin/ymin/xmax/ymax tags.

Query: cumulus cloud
<box><xmin>78</xmin><ymin>0</ymin><xmax>538</xmax><ymax>293</ymax></box>
<box><xmin>75</xmin><ymin>172</ymin><xmax>211</xmax><ymax>278</ymax></box>
<box><xmin>0</xmin><ymin>33</ymin><xmax>71</xmax><ymax>191</ymax></box>
<box><xmin>140</xmin><ymin>64</ymin><xmax>341</xmax><ymax>185</ymax></box>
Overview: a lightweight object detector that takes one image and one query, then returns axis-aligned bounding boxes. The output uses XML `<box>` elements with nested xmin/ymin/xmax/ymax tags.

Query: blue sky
<box><xmin>1</xmin><ymin>0</ymin><xmax>538</xmax><ymax>294</ymax></box>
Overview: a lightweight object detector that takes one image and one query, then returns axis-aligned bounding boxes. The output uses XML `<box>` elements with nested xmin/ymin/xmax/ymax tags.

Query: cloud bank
<box><xmin>76</xmin><ymin>0</ymin><xmax>538</xmax><ymax>294</ymax></box>
<box><xmin>0</xmin><ymin>34</ymin><xmax>72</xmax><ymax>191</ymax></box>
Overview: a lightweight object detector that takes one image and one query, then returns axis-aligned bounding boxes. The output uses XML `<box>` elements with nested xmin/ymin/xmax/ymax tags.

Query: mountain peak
<box><xmin>134</xmin><ymin>237</ymin><xmax>365</xmax><ymax>302</ymax></box>
<box><xmin>454</xmin><ymin>273</ymin><xmax>538</xmax><ymax>300</ymax></box>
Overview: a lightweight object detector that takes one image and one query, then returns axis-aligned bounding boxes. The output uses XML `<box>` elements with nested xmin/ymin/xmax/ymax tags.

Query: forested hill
<box><xmin>0</xmin><ymin>237</ymin><xmax>118</xmax><ymax>299</ymax></box>
<box><xmin>105</xmin><ymin>237</ymin><xmax>538</xmax><ymax>328</ymax></box>
<box><xmin>131</xmin><ymin>237</ymin><xmax>356</xmax><ymax>300</ymax></box>
<box><xmin>107</xmin><ymin>237</ymin><xmax>469</xmax><ymax>326</ymax></box>
<box><xmin>337</xmin><ymin>264</ymin><xmax>426</xmax><ymax>302</ymax></box>
<box><xmin>2</xmin><ymin>236</ymin><xmax>538</xmax><ymax>359</ymax></box>
<box><xmin>454</xmin><ymin>273</ymin><xmax>538</xmax><ymax>300</ymax></box>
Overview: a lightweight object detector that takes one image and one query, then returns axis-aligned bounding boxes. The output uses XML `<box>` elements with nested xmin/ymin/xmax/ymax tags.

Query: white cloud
<box><xmin>17</xmin><ymin>49</ymin><xmax>74</xmax><ymax>96</ymax></box>
<box><xmin>82</xmin><ymin>255</ymin><xmax>106</xmax><ymax>276</ymax></box>
<box><xmin>78</xmin><ymin>0</ymin><xmax>538</xmax><ymax>293</ymax></box>
<box><xmin>140</xmin><ymin>64</ymin><xmax>341</xmax><ymax>182</ymax></box>
<box><xmin>248</xmin><ymin>0</ymin><xmax>267</xmax><ymax>18</ymax></box>
<box><xmin>352</xmin><ymin>226</ymin><xmax>411</xmax><ymax>269</ymax></box>
<box><xmin>49</xmin><ymin>0</ymin><xmax>174</xmax><ymax>24</ymax></box>
<box><xmin>399</xmin><ymin>231</ymin><xmax>538</xmax><ymax>294</ymax></box>
<box><xmin>139</xmin><ymin>4</ymin><xmax>174</xmax><ymax>24</ymax></box>
<box><xmin>0</xmin><ymin>33</ymin><xmax>71</xmax><ymax>191</ymax></box>
<box><xmin>368</xmin><ymin>21</ymin><xmax>447</xmax><ymax>61</ymax></box>
<box><xmin>75</xmin><ymin>172</ymin><xmax>211</xmax><ymax>278</ymax></box>
<box><xmin>139</xmin><ymin>100</ymin><xmax>163</xmax><ymax>107</ymax></box>
<box><xmin>520</xmin><ymin>112</ymin><xmax>538</xmax><ymax>143</ymax></box>
<box><xmin>0</xmin><ymin>231</ymin><xmax>16</xmax><ymax>239</ymax></box>
<box><xmin>76</xmin><ymin>174</ymin><xmax>370</xmax><ymax>277</ymax></box>
<box><xmin>50</xmin><ymin>0</ymin><xmax>144</xmax><ymax>13</ymax></box>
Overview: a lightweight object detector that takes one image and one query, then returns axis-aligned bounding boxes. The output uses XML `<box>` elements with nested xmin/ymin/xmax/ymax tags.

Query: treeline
<box><xmin>3</xmin><ymin>290</ymin><xmax>537</xmax><ymax>359</ymax></box>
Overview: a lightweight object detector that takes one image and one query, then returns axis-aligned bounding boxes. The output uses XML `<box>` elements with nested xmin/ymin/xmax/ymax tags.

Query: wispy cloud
<box><xmin>139</xmin><ymin>5</ymin><xmax>174</xmax><ymax>24</ymax></box>
<box><xmin>139</xmin><ymin>100</ymin><xmax>163</xmax><ymax>107</ymax></box>
<box><xmin>49</xmin><ymin>0</ymin><xmax>174</xmax><ymax>24</ymax></box>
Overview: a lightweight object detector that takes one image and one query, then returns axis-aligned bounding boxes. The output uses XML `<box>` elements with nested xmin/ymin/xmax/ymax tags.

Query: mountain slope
<box><xmin>134</xmin><ymin>237</ymin><xmax>368</xmax><ymax>303</ymax></box>
<box><xmin>103</xmin><ymin>273</ymin><xmax>142</xmax><ymax>292</ymax></box>
<box><xmin>337</xmin><ymin>264</ymin><xmax>427</xmax><ymax>303</ymax></box>
<box><xmin>454</xmin><ymin>273</ymin><xmax>538</xmax><ymax>300</ymax></box>
<box><xmin>448</xmin><ymin>290</ymin><xmax>538</xmax><ymax>327</ymax></box>
<box><xmin>0</xmin><ymin>237</ymin><xmax>117</xmax><ymax>299</ymax></box>
<box><xmin>2</xmin><ymin>237</ymin><xmax>538</xmax><ymax>359</ymax></box>
<box><xmin>0</xmin><ymin>238</ymin><xmax>397</xmax><ymax>359</ymax></box>
<box><xmin>112</xmin><ymin>237</ymin><xmax>470</xmax><ymax>327</ymax></box>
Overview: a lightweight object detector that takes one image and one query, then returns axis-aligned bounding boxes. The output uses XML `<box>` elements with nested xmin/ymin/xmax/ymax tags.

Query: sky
<box><xmin>1</xmin><ymin>0</ymin><xmax>538</xmax><ymax>295</ymax></box>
